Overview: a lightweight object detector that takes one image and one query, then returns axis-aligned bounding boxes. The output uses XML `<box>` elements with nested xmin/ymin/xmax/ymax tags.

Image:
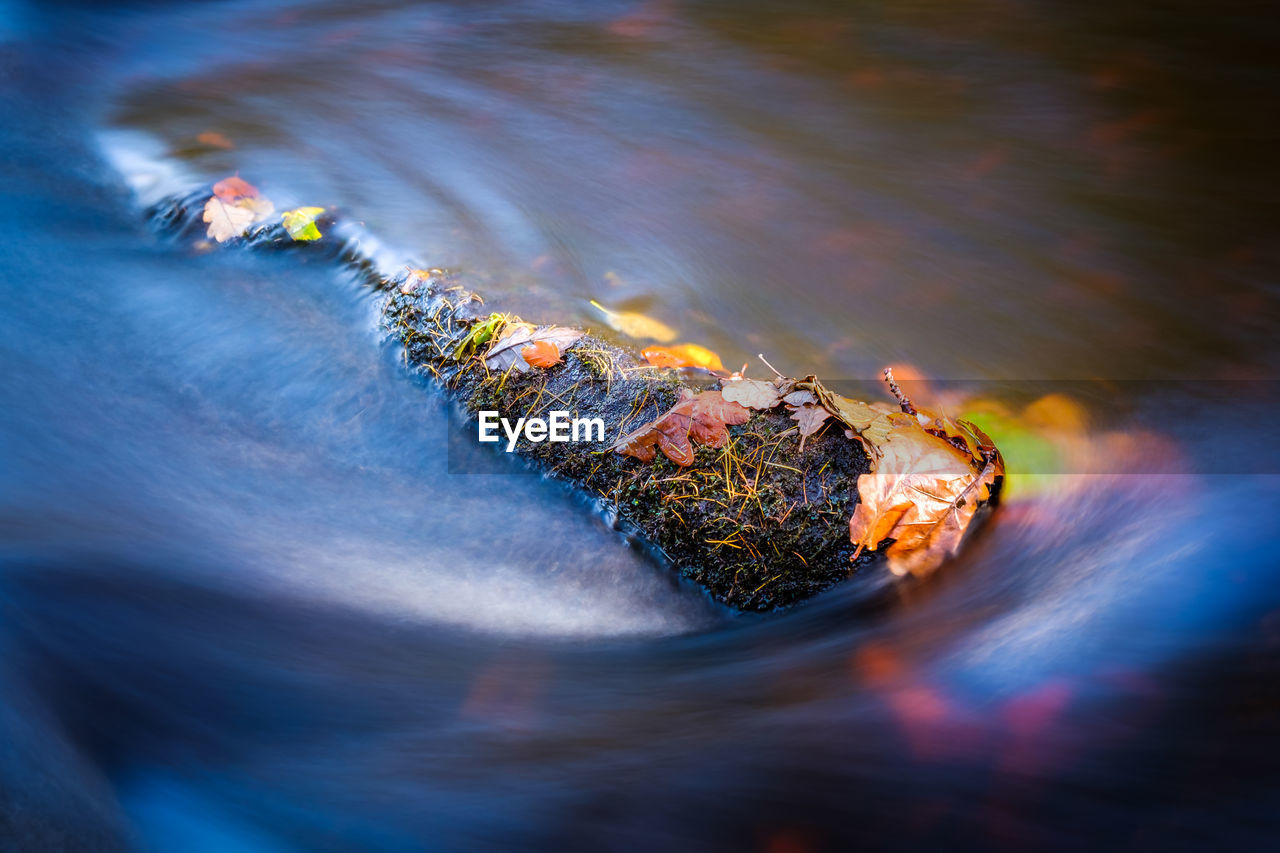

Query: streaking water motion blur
<box><xmin>2</xmin><ymin>1</ymin><xmax>1279</xmax><ymax>850</ymax></box>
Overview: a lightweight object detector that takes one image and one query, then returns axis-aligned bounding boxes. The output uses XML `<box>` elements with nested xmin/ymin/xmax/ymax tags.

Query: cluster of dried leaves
<box><xmin>483</xmin><ymin>322</ymin><xmax>584</xmax><ymax>372</ymax></box>
<box><xmin>201</xmin><ymin>175</ymin><xmax>326</xmax><ymax>245</ymax></box>
<box><xmin>611</xmin><ymin>364</ymin><xmax>1003</xmax><ymax>577</ymax></box>
<box><xmin>611</xmin><ymin>389</ymin><xmax>751</xmax><ymax>466</ymax></box>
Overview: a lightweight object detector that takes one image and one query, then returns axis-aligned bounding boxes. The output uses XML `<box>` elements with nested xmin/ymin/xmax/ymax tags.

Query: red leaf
<box><xmin>611</xmin><ymin>390</ymin><xmax>750</xmax><ymax>467</ymax></box>
<box><xmin>212</xmin><ymin>175</ymin><xmax>259</xmax><ymax>203</ymax></box>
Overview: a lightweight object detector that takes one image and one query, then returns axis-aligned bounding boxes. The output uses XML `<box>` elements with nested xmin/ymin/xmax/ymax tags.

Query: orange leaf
<box><xmin>212</xmin><ymin>175</ymin><xmax>259</xmax><ymax>203</ymax></box>
<box><xmin>641</xmin><ymin>344</ymin><xmax>725</xmax><ymax>372</ymax></box>
<box><xmin>849</xmin><ymin>422</ymin><xmax>1003</xmax><ymax>576</ymax></box>
<box><xmin>521</xmin><ymin>340</ymin><xmax>562</xmax><ymax>369</ymax></box>
<box><xmin>400</xmin><ymin>268</ymin><xmax>435</xmax><ymax>295</ymax></box>
<box><xmin>641</xmin><ymin>347</ymin><xmax>684</xmax><ymax>368</ymax></box>
<box><xmin>197</xmin><ymin>131</ymin><xmax>234</xmax><ymax>150</ymax></box>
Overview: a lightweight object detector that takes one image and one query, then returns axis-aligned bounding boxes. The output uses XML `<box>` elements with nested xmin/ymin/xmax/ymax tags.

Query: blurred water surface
<box><xmin>2</xmin><ymin>1</ymin><xmax>1279</xmax><ymax>850</ymax></box>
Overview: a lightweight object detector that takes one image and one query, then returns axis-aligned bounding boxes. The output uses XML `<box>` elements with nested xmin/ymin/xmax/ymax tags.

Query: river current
<box><xmin>2</xmin><ymin>1</ymin><xmax>1278</xmax><ymax>850</ymax></box>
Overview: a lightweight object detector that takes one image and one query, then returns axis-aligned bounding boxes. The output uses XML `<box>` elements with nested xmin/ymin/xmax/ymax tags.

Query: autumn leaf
<box><xmin>611</xmin><ymin>389</ymin><xmax>750</xmax><ymax>467</ymax></box>
<box><xmin>783</xmin><ymin>389</ymin><xmax>817</xmax><ymax>406</ymax></box>
<box><xmin>849</xmin><ymin>421</ymin><xmax>1003</xmax><ymax>577</ymax></box>
<box><xmin>203</xmin><ymin>175</ymin><xmax>275</xmax><ymax>243</ymax></box>
<box><xmin>721</xmin><ymin>377</ymin><xmax>783</xmax><ymax>410</ymax></box>
<box><xmin>680</xmin><ymin>343</ymin><xmax>725</xmax><ymax>372</ymax></box>
<box><xmin>521</xmin><ymin>340</ymin><xmax>562</xmax><ymax>368</ymax></box>
<box><xmin>687</xmin><ymin>390</ymin><xmax>751</xmax><ymax>448</ymax></box>
<box><xmin>197</xmin><ymin>131</ymin><xmax>234</xmax><ymax>150</ymax></box>
<box><xmin>400</xmin><ymin>268</ymin><xmax>437</xmax><ymax>295</ymax></box>
<box><xmin>795</xmin><ymin>376</ymin><xmax>900</xmax><ymax>457</ymax></box>
<box><xmin>589</xmin><ymin>299</ymin><xmax>677</xmax><ymax>342</ymax></box>
<box><xmin>282</xmin><ymin>206</ymin><xmax>325</xmax><ymax>241</ymax></box>
<box><xmin>202</xmin><ymin>197</ymin><xmax>256</xmax><ymax>243</ymax></box>
<box><xmin>641</xmin><ymin>343</ymin><xmax>725</xmax><ymax>372</ymax></box>
<box><xmin>485</xmin><ymin>324</ymin><xmax>584</xmax><ymax>372</ymax></box>
<box><xmin>790</xmin><ymin>403</ymin><xmax>831</xmax><ymax>451</ymax></box>
<box><xmin>454</xmin><ymin>313</ymin><xmax>509</xmax><ymax>360</ymax></box>
<box><xmin>641</xmin><ymin>348</ymin><xmax>684</xmax><ymax>368</ymax></box>
<box><xmin>212</xmin><ymin>175</ymin><xmax>258</xmax><ymax>202</ymax></box>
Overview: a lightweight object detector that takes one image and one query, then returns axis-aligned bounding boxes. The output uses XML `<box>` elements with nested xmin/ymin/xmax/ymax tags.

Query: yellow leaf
<box><xmin>282</xmin><ymin>206</ymin><xmax>325</xmax><ymax>241</ymax></box>
<box><xmin>589</xmin><ymin>300</ymin><xmax>677</xmax><ymax>342</ymax></box>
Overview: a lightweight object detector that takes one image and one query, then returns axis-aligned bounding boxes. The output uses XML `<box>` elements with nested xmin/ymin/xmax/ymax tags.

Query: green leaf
<box><xmin>281</xmin><ymin>206</ymin><xmax>325</xmax><ymax>241</ymax></box>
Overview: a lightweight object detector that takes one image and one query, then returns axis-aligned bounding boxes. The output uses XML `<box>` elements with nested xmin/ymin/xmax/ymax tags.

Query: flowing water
<box><xmin>2</xmin><ymin>1</ymin><xmax>1279</xmax><ymax>849</ymax></box>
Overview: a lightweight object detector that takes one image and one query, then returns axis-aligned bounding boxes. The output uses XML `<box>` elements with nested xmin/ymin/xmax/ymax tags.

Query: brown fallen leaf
<box><xmin>521</xmin><ymin>340</ymin><xmax>562</xmax><ymax>369</ymax></box>
<box><xmin>485</xmin><ymin>324</ymin><xmax>584</xmax><ymax>372</ymax></box>
<box><xmin>688</xmin><ymin>390</ymin><xmax>751</xmax><ymax>448</ymax></box>
<box><xmin>611</xmin><ymin>389</ymin><xmax>750</xmax><ymax>467</ymax></box>
<box><xmin>849</xmin><ymin>421</ymin><xmax>1002</xmax><ymax>577</ymax></box>
<box><xmin>790</xmin><ymin>403</ymin><xmax>831</xmax><ymax>451</ymax></box>
<box><xmin>400</xmin><ymin>268</ymin><xmax>437</xmax><ymax>294</ymax></box>
<box><xmin>917</xmin><ymin>410</ymin><xmax>991</xmax><ymax>461</ymax></box>
<box><xmin>795</xmin><ymin>376</ymin><xmax>901</xmax><ymax>457</ymax></box>
<box><xmin>721</xmin><ymin>377</ymin><xmax>783</xmax><ymax>410</ymax></box>
<box><xmin>783</xmin><ymin>389</ymin><xmax>818</xmax><ymax>406</ymax></box>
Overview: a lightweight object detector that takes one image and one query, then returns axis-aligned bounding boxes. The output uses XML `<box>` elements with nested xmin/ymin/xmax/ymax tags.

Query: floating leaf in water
<box><xmin>589</xmin><ymin>299</ymin><xmax>677</xmax><ymax>342</ymax></box>
<box><xmin>641</xmin><ymin>343</ymin><xmax>725</xmax><ymax>372</ymax></box>
<box><xmin>282</xmin><ymin>206</ymin><xmax>325</xmax><ymax>241</ymax></box>
<box><xmin>197</xmin><ymin>131</ymin><xmax>234</xmax><ymax>149</ymax></box>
